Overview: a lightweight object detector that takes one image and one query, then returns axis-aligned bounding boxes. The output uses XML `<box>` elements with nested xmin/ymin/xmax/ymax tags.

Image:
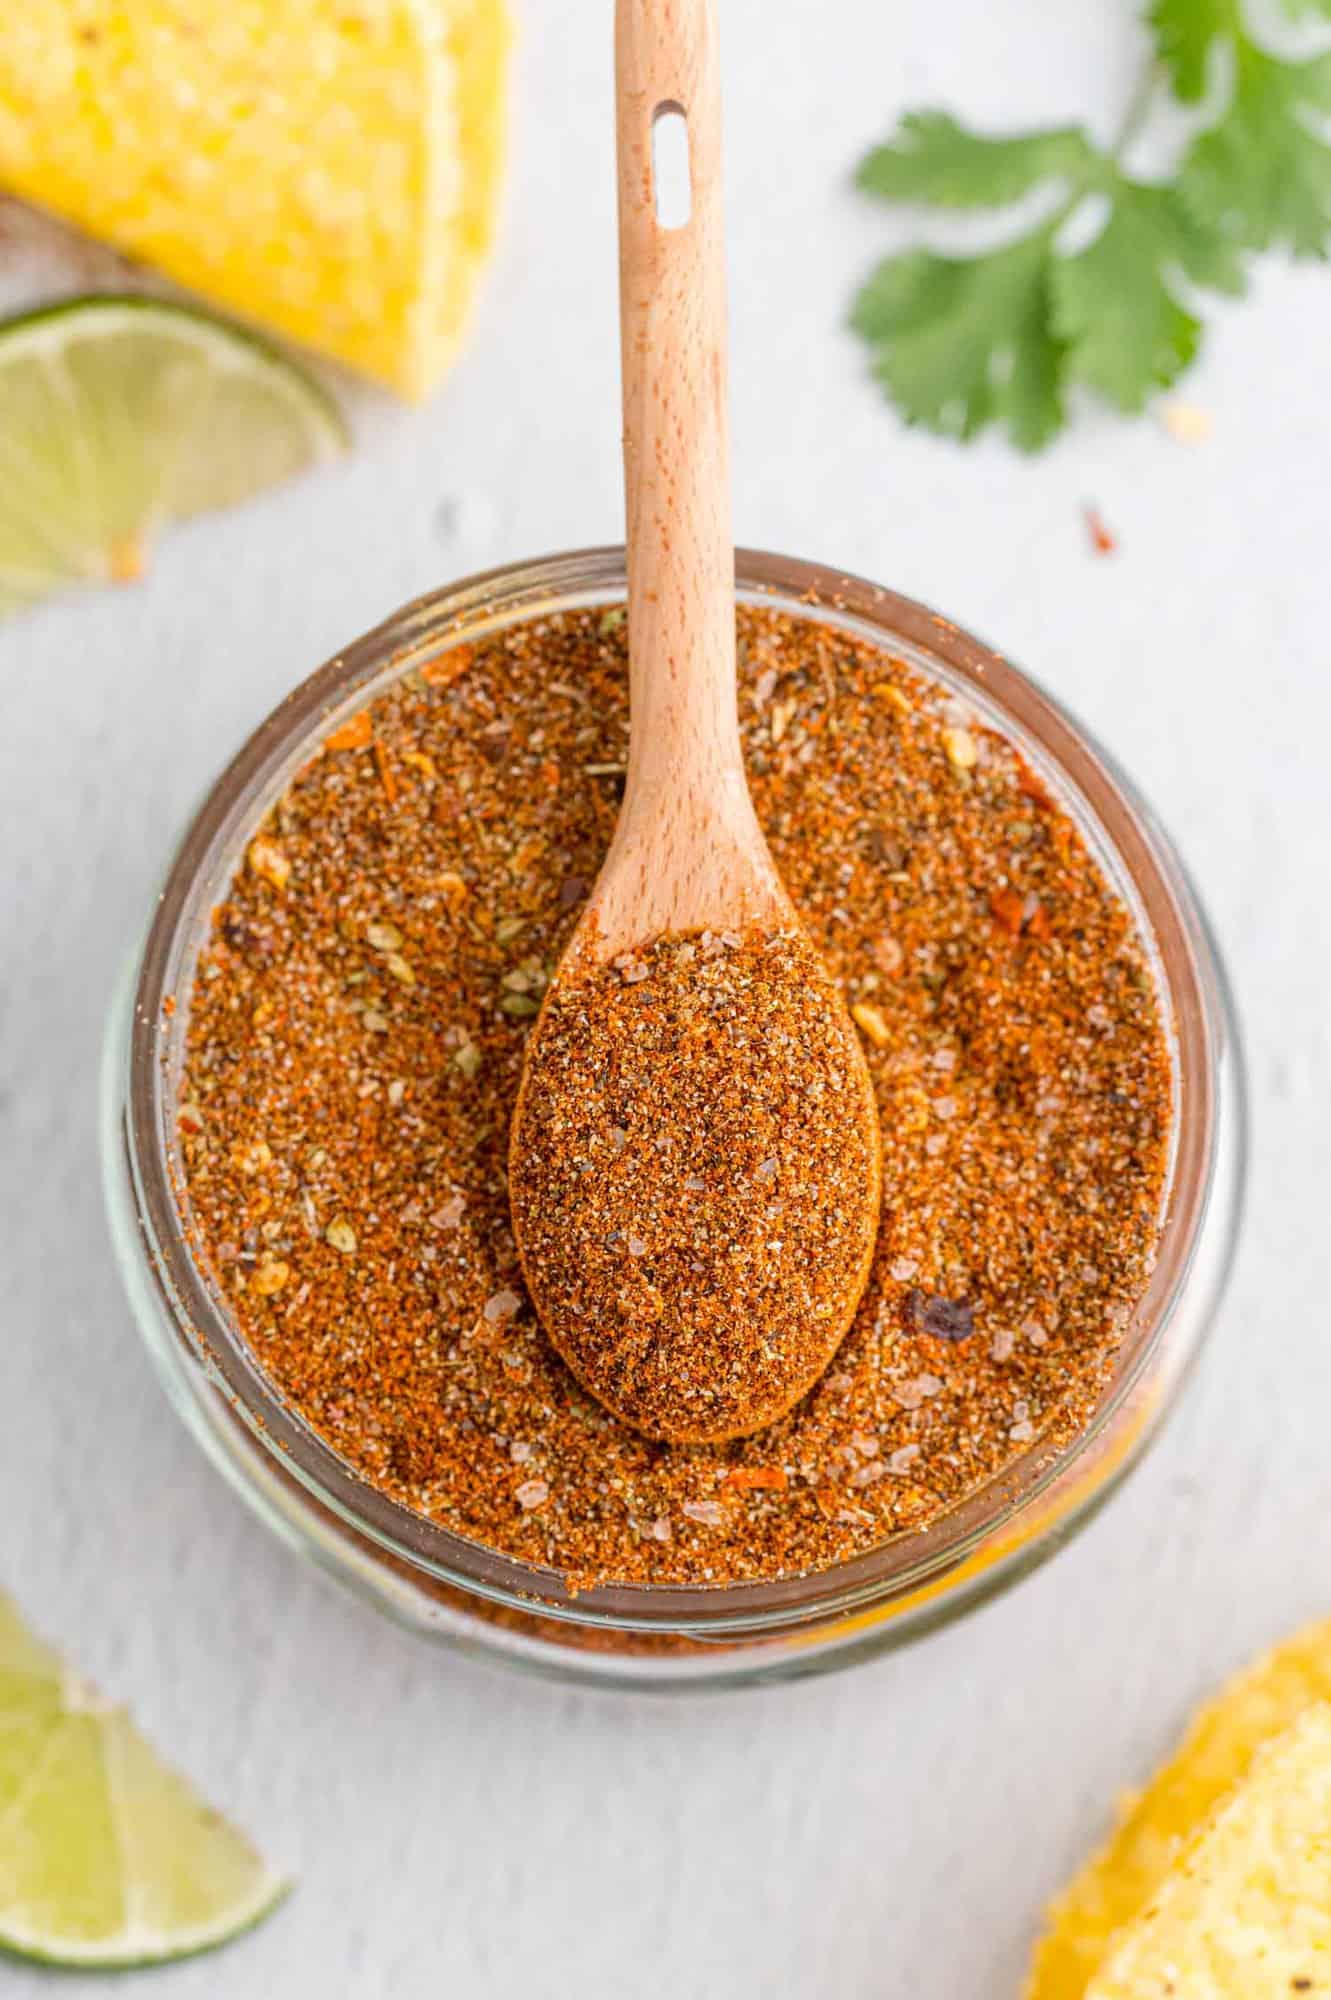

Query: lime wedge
<box><xmin>0</xmin><ymin>295</ymin><xmax>347</xmax><ymax>618</ymax></box>
<box><xmin>0</xmin><ymin>1592</ymin><xmax>288</xmax><ymax>1967</ymax></box>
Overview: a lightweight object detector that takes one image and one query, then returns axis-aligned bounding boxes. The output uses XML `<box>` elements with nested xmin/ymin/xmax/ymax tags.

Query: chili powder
<box><xmin>176</xmin><ymin>604</ymin><xmax>1172</xmax><ymax>1590</ymax></box>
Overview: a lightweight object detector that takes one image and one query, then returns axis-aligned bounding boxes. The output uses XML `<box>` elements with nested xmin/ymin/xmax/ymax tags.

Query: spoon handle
<box><xmin>615</xmin><ymin>0</ymin><xmax>743</xmax><ymax>833</ymax></box>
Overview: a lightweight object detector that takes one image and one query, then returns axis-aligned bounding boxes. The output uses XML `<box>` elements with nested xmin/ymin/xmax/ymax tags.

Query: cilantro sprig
<box><xmin>851</xmin><ymin>0</ymin><xmax>1331</xmax><ymax>449</ymax></box>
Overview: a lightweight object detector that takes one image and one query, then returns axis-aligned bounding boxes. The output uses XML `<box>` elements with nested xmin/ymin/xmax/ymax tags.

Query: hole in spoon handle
<box><xmin>651</xmin><ymin>103</ymin><xmax>692</xmax><ymax>230</ymax></box>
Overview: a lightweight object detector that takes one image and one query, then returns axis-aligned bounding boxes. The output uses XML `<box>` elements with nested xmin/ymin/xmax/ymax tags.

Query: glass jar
<box><xmin>102</xmin><ymin>548</ymin><xmax>1245</xmax><ymax>1690</ymax></box>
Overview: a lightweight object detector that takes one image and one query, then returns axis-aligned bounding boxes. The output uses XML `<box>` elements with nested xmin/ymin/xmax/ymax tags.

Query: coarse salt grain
<box><xmin>990</xmin><ymin>1329</ymin><xmax>1016</xmax><ymax>1362</ymax></box>
<box><xmin>888</xmin><ymin>1444</ymin><xmax>921</xmax><ymax>1474</ymax></box>
<box><xmin>1009</xmin><ymin>1420</ymin><xmax>1036</xmax><ymax>1444</ymax></box>
<box><xmin>484</xmin><ymin>1289</ymin><xmax>521</xmax><ymax>1323</ymax></box>
<box><xmin>510</xmin><ymin>1441</ymin><xmax>533</xmax><ymax>1463</ymax></box>
<box><xmin>893</xmin><ymin>1373</ymin><xmax>943</xmax><ymax>1410</ymax></box>
<box><xmin>515</xmin><ymin>1479</ymin><xmax>549</xmax><ymax>1510</ymax></box>
<box><xmin>432</xmin><ymin>1195</ymin><xmax>466</xmax><ymax>1230</ymax></box>
<box><xmin>682</xmin><ymin>1500</ymin><xmax>724</xmax><ymax>1526</ymax></box>
<box><xmin>890</xmin><ymin>1257</ymin><xmax>919</xmax><ymax>1282</ymax></box>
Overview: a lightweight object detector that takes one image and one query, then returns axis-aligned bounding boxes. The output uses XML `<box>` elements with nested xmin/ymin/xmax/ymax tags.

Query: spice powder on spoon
<box><xmin>509</xmin><ymin>923</ymin><xmax>880</xmax><ymax>1444</ymax></box>
<box><xmin>176</xmin><ymin>604</ymin><xmax>1172</xmax><ymax>1590</ymax></box>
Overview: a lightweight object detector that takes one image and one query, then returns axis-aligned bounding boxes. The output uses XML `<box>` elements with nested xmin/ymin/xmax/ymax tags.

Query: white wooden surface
<box><xmin>2</xmin><ymin>3</ymin><xmax>1328</xmax><ymax>1994</ymax></box>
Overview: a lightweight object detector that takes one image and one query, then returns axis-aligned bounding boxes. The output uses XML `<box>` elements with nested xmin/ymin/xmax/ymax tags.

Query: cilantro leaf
<box><xmin>1142</xmin><ymin>181</ymin><xmax>1250</xmax><ymax>294</ymax></box>
<box><xmin>1146</xmin><ymin>0</ymin><xmax>1240</xmax><ymax>103</ymax></box>
<box><xmin>851</xmin><ymin>230</ymin><xmax>1064</xmax><ymax>451</ymax></box>
<box><xmin>856</xmin><ymin>112</ymin><xmax>1099</xmax><ymax>209</ymax></box>
<box><xmin>1178</xmin><ymin>43</ymin><xmax>1331</xmax><ymax>255</ymax></box>
<box><xmin>849</xmin><ymin>1</ymin><xmax>1330</xmax><ymax>450</ymax></box>
<box><xmin>1054</xmin><ymin>186</ymin><xmax>1210</xmax><ymax>411</ymax></box>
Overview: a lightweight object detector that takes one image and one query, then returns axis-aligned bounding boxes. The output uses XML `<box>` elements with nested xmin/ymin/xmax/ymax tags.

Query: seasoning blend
<box><xmin>508</xmin><ymin>0</ymin><xmax>881</xmax><ymax>1441</ymax></box>
<box><xmin>101</xmin><ymin>535</ymin><xmax>1243</xmax><ymax>1679</ymax></box>
<box><xmin>174</xmin><ymin>598</ymin><xmax>1176</xmax><ymax>1591</ymax></box>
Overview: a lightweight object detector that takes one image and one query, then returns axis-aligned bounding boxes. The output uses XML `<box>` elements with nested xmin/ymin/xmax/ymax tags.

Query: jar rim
<box><xmin>121</xmin><ymin>546</ymin><xmax>1229</xmax><ymax>1636</ymax></box>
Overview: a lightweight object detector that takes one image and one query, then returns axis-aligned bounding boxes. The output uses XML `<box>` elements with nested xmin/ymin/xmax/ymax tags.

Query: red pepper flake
<box><xmin>325</xmin><ymin>711</ymin><xmax>373</xmax><ymax>752</ymax></box>
<box><xmin>1083</xmin><ymin>504</ymin><xmax>1117</xmax><ymax>557</ymax></box>
<box><xmin>373</xmin><ymin>739</ymin><xmax>398</xmax><ymax>805</ymax></box>
<box><xmin>1015</xmin><ymin>757</ymin><xmax>1055</xmax><ymax>812</ymax></box>
<box><xmin>421</xmin><ymin>646</ymin><xmax>473</xmax><ymax>689</ymax></box>
<box><xmin>990</xmin><ymin>889</ymin><xmax>1050</xmax><ymax>940</ymax></box>
<box><xmin>722</xmin><ymin>1466</ymin><xmax>788</xmax><ymax>1492</ymax></box>
<box><xmin>161</xmin><ymin>994</ymin><xmax>176</xmax><ymax>1018</ymax></box>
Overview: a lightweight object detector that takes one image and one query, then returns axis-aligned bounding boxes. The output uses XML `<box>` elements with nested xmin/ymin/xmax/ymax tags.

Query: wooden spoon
<box><xmin>508</xmin><ymin>0</ymin><xmax>882</xmax><ymax>1443</ymax></box>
